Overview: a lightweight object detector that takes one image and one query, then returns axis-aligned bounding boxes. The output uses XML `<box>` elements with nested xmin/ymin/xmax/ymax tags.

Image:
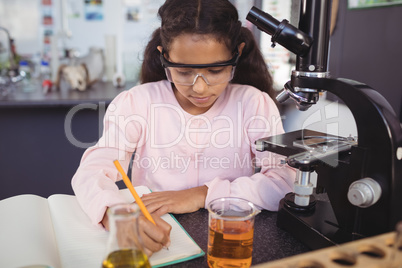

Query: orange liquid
<box><xmin>207</xmin><ymin>218</ymin><xmax>254</xmax><ymax>268</ymax></box>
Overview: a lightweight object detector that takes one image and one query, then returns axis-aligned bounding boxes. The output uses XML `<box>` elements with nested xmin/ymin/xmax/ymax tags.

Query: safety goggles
<box><xmin>160</xmin><ymin>48</ymin><xmax>239</xmax><ymax>86</ymax></box>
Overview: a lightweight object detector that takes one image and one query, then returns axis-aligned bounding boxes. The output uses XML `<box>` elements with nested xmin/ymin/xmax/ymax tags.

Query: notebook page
<box><xmin>48</xmin><ymin>188</ymin><xmax>150</xmax><ymax>268</ymax></box>
<box><xmin>0</xmin><ymin>195</ymin><xmax>61</xmax><ymax>268</ymax></box>
<box><xmin>48</xmin><ymin>194</ymin><xmax>108</xmax><ymax>268</ymax></box>
<box><xmin>150</xmin><ymin>214</ymin><xmax>203</xmax><ymax>266</ymax></box>
<box><xmin>48</xmin><ymin>187</ymin><xmax>202</xmax><ymax>268</ymax></box>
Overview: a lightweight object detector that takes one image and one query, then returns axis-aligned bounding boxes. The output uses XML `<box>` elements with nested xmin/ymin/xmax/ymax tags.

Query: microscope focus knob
<box><xmin>347</xmin><ymin>178</ymin><xmax>382</xmax><ymax>208</ymax></box>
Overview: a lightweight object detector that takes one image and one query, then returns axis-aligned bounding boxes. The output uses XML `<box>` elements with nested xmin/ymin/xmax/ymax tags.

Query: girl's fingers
<box><xmin>139</xmin><ymin>215</ymin><xmax>171</xmax><ymax>250</ymax></box>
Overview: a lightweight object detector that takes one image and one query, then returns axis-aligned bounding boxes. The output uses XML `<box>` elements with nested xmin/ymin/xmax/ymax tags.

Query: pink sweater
<box><xmin>72</xmin><ymin>80</ymin><xmax>296</xmax><ymax>225</ymax></box>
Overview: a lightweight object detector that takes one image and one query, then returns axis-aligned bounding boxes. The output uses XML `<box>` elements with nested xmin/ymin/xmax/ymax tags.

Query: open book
<box><xmin>0</xmin><ymin>186</ymin><xmax>204</xmax><ymax>268</ymax></box>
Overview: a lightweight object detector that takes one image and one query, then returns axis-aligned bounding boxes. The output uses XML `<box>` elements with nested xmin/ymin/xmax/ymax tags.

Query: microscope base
<box><xmin>277</xmin><ymin>193</ymin><xmax>365</xmax><ymax>250</ymax></box>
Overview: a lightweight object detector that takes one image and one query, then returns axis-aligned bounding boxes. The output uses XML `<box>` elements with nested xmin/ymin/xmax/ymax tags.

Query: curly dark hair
<box><xmin>140</xmin><ymin>0</ymin><xmax>274</xmax><ymax>98</ymax></box>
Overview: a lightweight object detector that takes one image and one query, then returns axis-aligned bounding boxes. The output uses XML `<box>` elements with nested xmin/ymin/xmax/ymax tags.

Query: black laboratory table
<box><xmin>169</xmin><ymin>209</ymin><xmax>309</xmax><ymax>267</ymax></box>
<box><xmin>0</xmin><ymin>81</ymin><xmax>132</xmax><ymax>200</ymax></box>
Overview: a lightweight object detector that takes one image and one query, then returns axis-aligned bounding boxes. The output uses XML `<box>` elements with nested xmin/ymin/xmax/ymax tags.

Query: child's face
<box><xmin>164</xmin><ymin>34</ymin><xmax>234</xmax><ymax>115</ymax></box>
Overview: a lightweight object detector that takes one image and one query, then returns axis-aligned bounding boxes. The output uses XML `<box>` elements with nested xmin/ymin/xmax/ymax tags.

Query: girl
<box><xmin>72</xmin><ymin>0</ymin><xmax>295</xmax><ymax>255</ymax></box>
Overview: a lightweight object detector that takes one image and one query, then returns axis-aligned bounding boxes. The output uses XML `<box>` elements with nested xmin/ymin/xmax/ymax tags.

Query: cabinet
<box><xmin>0</xmin><ymin>82</ymin><xmax>129</xmax><ymax>199</ymax></box>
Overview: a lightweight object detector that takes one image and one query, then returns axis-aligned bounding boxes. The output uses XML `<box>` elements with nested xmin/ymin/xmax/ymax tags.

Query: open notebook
<box><xmin>0</xmin><ymin>186</ymin><xmax>204</xmax><ymax>268</ymax></box>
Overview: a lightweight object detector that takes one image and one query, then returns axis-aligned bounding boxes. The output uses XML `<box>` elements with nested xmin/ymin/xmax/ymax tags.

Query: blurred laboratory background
<box><xmin>0</xmin><ymin>0</ymin><xmax>401</xmax><ymax>199</ymax></box>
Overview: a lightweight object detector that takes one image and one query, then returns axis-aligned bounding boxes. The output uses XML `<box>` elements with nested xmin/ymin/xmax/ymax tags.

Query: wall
<box><xmin>0</xmin><ymin>0</ymin><xmax>164</xmax><ymax>81</ymax></box>
<box><xmin>328</xmin><ymin>1</ymin><xmax>402</xmax><ymax>121</ymax></box>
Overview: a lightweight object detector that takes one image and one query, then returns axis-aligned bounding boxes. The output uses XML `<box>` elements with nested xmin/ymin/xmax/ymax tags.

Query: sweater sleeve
<box><xmin>204</xmin><ymin>91</ymin><xmax>296</xmax><ymax>211</ymax></box>
<box><xmin>71</xmin><ymin>90</ymin><xmax>144</xmax><ymax>225</ymax></box>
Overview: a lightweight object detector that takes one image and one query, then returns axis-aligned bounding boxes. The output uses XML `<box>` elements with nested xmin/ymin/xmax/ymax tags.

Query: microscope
<box><xmin>247</xmin><ymin>0</ymin><xmax>402</xmax><ymax>249</ymax></box>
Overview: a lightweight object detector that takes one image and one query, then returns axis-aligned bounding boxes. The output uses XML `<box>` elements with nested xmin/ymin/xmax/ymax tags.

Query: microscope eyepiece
<box><xmin>246</xmin><ymin>6</ymin><xmax>312</xmax><ymax>57</ymax></box>
<box><xmin>246</xmin><ymin>6</ymin><xmax>279</xmax><ymax>36</ymax></box>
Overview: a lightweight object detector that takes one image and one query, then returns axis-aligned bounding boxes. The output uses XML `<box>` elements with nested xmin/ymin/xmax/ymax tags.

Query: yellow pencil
<box><xmin>113</xmin><ymin>159</ymin><xmax>156</xmax><ymax>225</ymax></box>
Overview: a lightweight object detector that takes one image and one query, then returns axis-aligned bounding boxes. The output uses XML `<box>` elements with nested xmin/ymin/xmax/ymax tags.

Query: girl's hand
<box><xmin>138</xmin><ymin>214</ymin><xmax>171</xmax><ymax>256</ymax></box>
<box><xmin>141</xmin><ymin>185</ymin><xmax>208</xmax><ymax>215</ymax></box>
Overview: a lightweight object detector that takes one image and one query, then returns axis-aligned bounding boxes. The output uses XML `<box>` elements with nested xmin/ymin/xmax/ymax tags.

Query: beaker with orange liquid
<box><xmin>207</xmin><ymin>197</ymin><xmax>260</xmax><ymax>268</ymax></box>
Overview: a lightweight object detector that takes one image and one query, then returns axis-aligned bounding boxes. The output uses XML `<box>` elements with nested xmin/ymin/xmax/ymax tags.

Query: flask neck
<box><xmin>107</xmin><ymin>203</ymin><xmax>144</xmax><ymax>252</ymax></box>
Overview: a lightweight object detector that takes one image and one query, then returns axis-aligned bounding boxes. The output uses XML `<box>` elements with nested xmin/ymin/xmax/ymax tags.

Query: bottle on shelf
<box><xmin>19</xmin><ymin>60</ymin><xmax>31</xmax><ymax>80</ymax></box>
<box><xmin>40</xmin><ymin>60</ymin><xmax>52</xmax><ymax>93</ymax></box>
<box><xmin>19</xmin><ymin>60</ymin><xmax>34</xmax><ymax>92</ymax></box>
